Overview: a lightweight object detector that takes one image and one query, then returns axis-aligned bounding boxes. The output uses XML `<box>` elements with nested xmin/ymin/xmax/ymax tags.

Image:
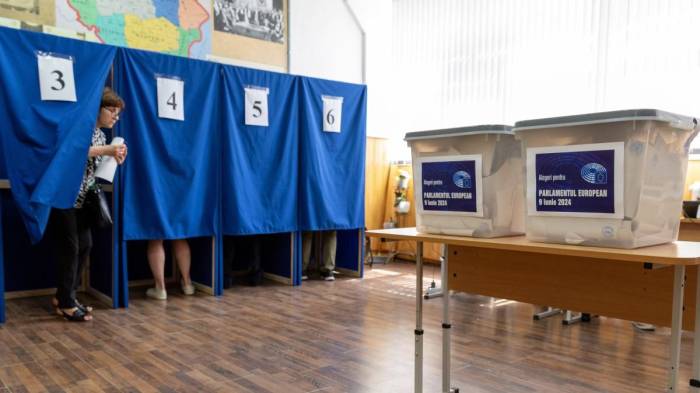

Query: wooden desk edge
<box><xmin>366</xmin><ymin>228</ymin><xmax>700</xmax><ymax>266</ymax></box>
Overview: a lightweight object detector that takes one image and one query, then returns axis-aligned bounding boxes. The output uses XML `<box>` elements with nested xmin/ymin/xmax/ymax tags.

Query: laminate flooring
<box><xmin>0</xmin><ymin>262</ymin><xmax>694</xmax><ymax>392</ymax></box>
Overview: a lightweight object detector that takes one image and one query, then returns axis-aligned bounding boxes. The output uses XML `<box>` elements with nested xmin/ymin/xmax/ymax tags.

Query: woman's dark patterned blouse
<box><xmin>74</xmin><ymin>127</ymin><xmax>106</xmax><ymax>208</ymax></box>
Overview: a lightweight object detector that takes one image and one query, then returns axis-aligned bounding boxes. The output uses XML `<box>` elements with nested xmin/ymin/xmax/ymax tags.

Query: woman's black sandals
<box><xmin>59</xmin><ymin>307</ymin><xmax>92</xmax><ymax>322</ymax></box>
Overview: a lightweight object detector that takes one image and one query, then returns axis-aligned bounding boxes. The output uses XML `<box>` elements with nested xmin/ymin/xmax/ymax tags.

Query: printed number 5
<box><xmin>252</xmin><ymin>100</ymin><xmax>262</xmax><ymax>117</ymax></box>
<box><xmin>326</xmin><ymin>109</ymin><xmax>335</xmax><ymax>125</ymax></box>
<box><xmin>51</xmin><ymin>70</ymin><xmax>65</xmax><ymax>91</ymax></box>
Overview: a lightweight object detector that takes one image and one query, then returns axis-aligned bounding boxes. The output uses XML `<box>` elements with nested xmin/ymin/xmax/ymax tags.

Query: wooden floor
<box><xmin>0</xmin><ymin>262</ymin><xmax>698</xmax><ymax>392</ymax></box>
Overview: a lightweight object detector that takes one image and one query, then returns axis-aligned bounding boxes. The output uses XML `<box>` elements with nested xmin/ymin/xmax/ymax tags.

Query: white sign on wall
<box><xmin>322</xmin><ymin>95</ymin><xmax>343</xmax><ymax>133</ymax></box>
<box><xmin>37</xmin><ymin>52</ymin><xmax>77</xmax><ymax>102</ymax></box>
<box><xmin>156</xmin><ymin>75</ymin><xmax>184</xmax><ymax>121</ymax></box>
<box><xmin>244</xmin><ymin>86</ymin><xmax>269</xmax><ymax>127</ymax></box>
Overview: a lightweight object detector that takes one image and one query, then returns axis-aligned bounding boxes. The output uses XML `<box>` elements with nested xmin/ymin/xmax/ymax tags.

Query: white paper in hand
<box><xmin>95</xmin><ymin>137</ymin><xmax>124</xmax><ymax>183</ymax></box>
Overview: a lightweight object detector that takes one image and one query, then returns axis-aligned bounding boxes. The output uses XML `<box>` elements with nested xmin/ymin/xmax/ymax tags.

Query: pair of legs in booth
<box><xmin>146</xmin><ymin>239</ymin><xmax>194</xmax><ymax>300</ymax></box>
<box><xmin>302</xmin><ymin>230</ymin><xmax>337</xmax><ymax>282</ymax></box>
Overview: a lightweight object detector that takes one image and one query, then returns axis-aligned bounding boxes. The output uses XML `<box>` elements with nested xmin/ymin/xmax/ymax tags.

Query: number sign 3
<box><xmin>37</xmin><ymin>53</ymin><xmax>77</xmax><ymax>102</ymax></box>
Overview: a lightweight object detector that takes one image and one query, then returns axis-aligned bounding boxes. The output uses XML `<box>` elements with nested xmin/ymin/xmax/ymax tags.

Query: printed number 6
<box><xmin>326</xmin><ymin>109</ymin><xmax>335</xmax><ymax>125</ymax></box>
<box><xmin>252</xmin><ymin>100</ymin><xmax>262</xmax><ymax>118</ymax></box>
<box><xmin>51</xmin><ymin>70</ymin><xmax>65</xmax><ymax>91</ymax></box>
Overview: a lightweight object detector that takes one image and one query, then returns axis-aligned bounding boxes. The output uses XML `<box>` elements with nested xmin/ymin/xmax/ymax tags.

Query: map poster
<box><xmin>55</xmin><ymin>0</ymin><xmax>212</xmax><ymax>59</ymax></box>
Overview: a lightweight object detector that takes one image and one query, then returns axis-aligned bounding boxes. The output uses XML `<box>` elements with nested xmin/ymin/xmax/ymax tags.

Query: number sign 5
<box><xmin>244</xmin><ymin>86</ymin><xmax>269</xmax><ymax>127</ymax></box>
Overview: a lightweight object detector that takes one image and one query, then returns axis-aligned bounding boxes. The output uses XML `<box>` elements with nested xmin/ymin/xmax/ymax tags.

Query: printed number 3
<box><xmin>50</xmin><ymin>70</ymin><xmax>65</xmax><ymax>91</ymax></box>
<box><xmin>252</xmin><ymin>100</ymin><xmax>262</xmax><ymax>117</ymax></box>
<box><xmin>167</xmin><ymin>92</ymin><xmax>177</xmax><ymax>110</ymax></box>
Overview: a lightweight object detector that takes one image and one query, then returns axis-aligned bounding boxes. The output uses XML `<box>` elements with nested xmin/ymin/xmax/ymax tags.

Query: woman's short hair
<box><xmin>101</xmin><ymin>86</ymin><xmax>125</xmax><ymax>109</ymax></box>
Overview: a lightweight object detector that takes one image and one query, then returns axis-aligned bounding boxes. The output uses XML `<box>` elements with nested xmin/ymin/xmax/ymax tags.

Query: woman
<box><xmin>49</xmin><ymin>87</ymin><xmax>128</xmax><ymax>321</ymax></box>
<box><xmin>146</xmin><ymin>239</ymin><xmax>195</xmax><ymax>300</ymax></box>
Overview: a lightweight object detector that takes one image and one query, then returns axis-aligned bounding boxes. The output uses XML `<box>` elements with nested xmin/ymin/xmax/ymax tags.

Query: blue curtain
<box><xmin>221</xmin><ymin>66</ymin><xmax>298</xmax><ymax>234</ymax></box>
<box><xmin>0</xmin><ymin>27</ymin><xmax>116</xmax><ymax>242</ymax></box>
<box><xmin>299</xmin><ymin>77</ymin><xmax>367</xmax><ymax>230</ymax></box>
<box><xmin>114</xmin><ymin>48</ymin><xmax>220</xmax><ymax>240</ymax></box>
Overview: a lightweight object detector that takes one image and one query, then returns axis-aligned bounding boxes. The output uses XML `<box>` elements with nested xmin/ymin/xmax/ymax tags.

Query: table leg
<box><xmin>691</xmin><ymin>266</ymin><xmax>700</xmax><ymax>388</ymax></box>
<box><xmin>669</xmin><ymin>265</ymin><xmax>686</xmax><ymax>392</ymax></box>
<box><xmin>415</xmin><ymin>241</ymin><xmax>423</xmax><ymax>393</ymax></box>
<box><xmin>533</xmin><ymin>306</ymin><xmax>561</xmax><ymax>320</ymax></box>
<box><xmin>425</xmin><ymin>244</ymin><xmax>446</xmax><ymax>299</ymax></box>
<box><xmin>442</xmin><ymin>245</ymin><xmax>457</xmax><ymax>392</ymax></box>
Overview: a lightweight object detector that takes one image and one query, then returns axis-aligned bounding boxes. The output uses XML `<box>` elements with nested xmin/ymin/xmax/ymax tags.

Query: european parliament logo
<box><xmin>453</xmin><ymin>171</ymin><xmax>472</xmax><ymax>188</ymax></box>
<box><xmin>580</xmin><ymin>163</ymin><xmax>607</xmax><ymax>185</ymax></box>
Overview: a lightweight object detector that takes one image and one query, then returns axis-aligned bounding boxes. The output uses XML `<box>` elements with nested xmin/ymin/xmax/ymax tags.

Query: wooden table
<box><xmin>366</xmin><ymin>227</ymin><xmax>700</xmax><ymax>393</ymax></box>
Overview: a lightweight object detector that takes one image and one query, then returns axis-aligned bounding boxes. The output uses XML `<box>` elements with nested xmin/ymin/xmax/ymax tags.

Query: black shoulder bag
<box><xmin>84</xmin><ymin>186</ymin><xmax>112</xmax><ymax>228</ymax></box>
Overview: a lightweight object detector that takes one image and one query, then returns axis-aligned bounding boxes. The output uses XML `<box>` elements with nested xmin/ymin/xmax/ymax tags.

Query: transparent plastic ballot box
<box><xmin>513</xmin><ymin>109</ymin><xmax>698</xmax><ymax>248</ymax></box>
<box><xmin>405</xmin><ymin>125</ymin><xmax>524</xmax><ymax>237</ymax></box>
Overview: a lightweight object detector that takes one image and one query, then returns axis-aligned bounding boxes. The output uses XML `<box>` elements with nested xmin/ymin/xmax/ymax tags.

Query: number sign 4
<box><xmin>156</xmin><ymin>76</ymin><xmax>184</xmax><ymax>121</ymax></box>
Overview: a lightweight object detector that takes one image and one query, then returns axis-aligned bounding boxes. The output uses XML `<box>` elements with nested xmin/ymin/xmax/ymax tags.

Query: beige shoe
<box><xmin>146</xmin><ymin>287</ymin><xmax>167</xmax><ymax>300</ymax></box>
<box><xmin>181</xmin><ymin>280</ymin><xmax>195</xmax><ymax>296</ymax></box>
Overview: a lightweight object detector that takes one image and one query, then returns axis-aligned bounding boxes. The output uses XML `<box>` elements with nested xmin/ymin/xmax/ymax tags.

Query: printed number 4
<box><xmin>252</xmin><ymin>100</ymin><xmax>262</xmax><ymax>117</ymax></box>
<box><xmin>167</xmin><ymin>92</ymin><xmax>177</xmax><ymax>110</ymax></box>
<box><xmin>51</xmin><ymin>70</ymin><xmax>65</xmax><ymax>91</ymax></box>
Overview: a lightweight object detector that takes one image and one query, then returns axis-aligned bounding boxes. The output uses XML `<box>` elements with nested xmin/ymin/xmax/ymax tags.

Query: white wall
<box><xmin>289</xmin><ymin>0</ymin><xmax>392</xmax><ymax>138</ymax></box>
<box><xmin>289</xmin><ymin>0</ymin><xmax>363</xmax><ymax>83</ymax></box>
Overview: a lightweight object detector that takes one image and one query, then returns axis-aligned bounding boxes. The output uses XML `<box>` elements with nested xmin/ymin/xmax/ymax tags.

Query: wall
<box><xmin>289</xmin><ymin>0</ymin><xmax>392</xmax><ymax>138</ymax></box>
<box><xmin>365</xmin><ymin>137</ymin><xmax>390</xmax><ymax>232</ymax></box>
<box><xmin>288</xmin><ymin>0</ymin><xmax>362</xmax><ymax>83</ymax></box>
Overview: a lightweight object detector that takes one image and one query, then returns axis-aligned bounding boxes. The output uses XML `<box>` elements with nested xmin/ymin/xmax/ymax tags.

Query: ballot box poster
<box><xmin>418</xmin><ymin>155</ymin><xmax>483</xmax><ymax>216</ymax></box>
<box><xmin>526</xmin><ymin>142</ymin><xmax>624</xmax><ymax>218</ymax></box>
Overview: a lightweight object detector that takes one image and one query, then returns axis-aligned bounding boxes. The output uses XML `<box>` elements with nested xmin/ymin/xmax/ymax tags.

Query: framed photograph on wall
<box><xmin>212</xmin><ymin>0</ymin><xmax>287</xmax><ymax>70</ymax></box>
<box><xmin>213</xmin><ymin>0</ymin><xmax>284</xmax><ymax>44</ymax></box>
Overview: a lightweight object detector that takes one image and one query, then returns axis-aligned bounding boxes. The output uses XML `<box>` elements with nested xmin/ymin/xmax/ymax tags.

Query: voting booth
<box><xmin>0</xmin><ymin>27</ymin><xmax>120</xmax><ymax>321</ymax></box>
<box><xmin>298</xmin><ymin>77</ymin><xmax>367</xmax><ymax>278</ymax></box>
<box><xmin>220</xmin><ymin>65</ymin><xmax>300</xmax><ymax>285</ymax></box>
<box><xmin>114</xmin><ymin>48</ymin><xmax>222</xmax><ymax>302</ymax></box>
